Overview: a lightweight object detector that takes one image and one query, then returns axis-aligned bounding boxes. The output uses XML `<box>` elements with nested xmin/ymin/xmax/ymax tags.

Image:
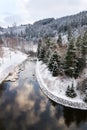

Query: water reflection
<box><xmin>0</xmin><ymin>60</ymin><xmax>87</xmax><ymax>130</ymax></box>
<box><xmin>0</xmin><ymin>82</ymin><xmax>6</xmax><ymax>96</ymax></box>
<box><xmin>63</xmin><ymin>107</ymin><xmax>87</xmax><ymax>127</ymax></box>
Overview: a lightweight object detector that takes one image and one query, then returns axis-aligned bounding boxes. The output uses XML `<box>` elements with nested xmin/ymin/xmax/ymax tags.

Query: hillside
<box><xmin>1</xmin><ymin>11</ymin><xmax>87</xmax><ymax>42</ymax></box>
<box><xmin>36</xmin><ymin>12</ymin><xmax>87</xmax><ymax>109</ymax></box>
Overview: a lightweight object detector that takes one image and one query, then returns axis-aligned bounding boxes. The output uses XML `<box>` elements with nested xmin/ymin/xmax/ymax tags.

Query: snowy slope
<box><xmin>36</xmin><ymin>61</ymin><xmax>87</xmax><ymax>110</ymax></box>
<box><xmin>0</xmin><ymin>47</ymin><xmax>27</xmax><ymax>84</ymax></box>
<box><xmin>6</xmin><ymin>25</ymin><xmax>26</xmax><ymax>35</ymax></box>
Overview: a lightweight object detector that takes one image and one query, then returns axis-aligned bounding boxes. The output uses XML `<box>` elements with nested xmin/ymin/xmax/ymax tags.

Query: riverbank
<box><xmin>0</xmin><ymin>47</ymin><xmax>27</xmax><ymax>84</ymax></box>
<box><xmin>36</xmin><ymin>61</ymin><xmax>87</xmax><ymax>110</ymax></box>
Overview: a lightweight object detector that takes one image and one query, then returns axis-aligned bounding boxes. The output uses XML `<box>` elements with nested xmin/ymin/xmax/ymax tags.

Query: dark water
<box><xmin>0</xmin><ymin>60</ymin><xmax>87</xmax><ymax>130</ymax></box>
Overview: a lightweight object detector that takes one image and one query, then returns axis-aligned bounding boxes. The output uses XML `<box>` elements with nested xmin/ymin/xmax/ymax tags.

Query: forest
<box><xmin>37</xmin><ymin>30</ymin><xmax>87</xmax><ymax>99</ymax></box>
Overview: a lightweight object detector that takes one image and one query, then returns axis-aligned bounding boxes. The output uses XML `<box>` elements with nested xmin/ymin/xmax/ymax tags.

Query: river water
<box><xmin>0</xmin><ymin>59</ymin><xmax>87</xmax><ymax>130</ymax></box>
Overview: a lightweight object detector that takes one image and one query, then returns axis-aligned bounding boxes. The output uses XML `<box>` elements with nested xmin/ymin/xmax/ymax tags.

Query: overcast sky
<box><xmin>0</xmin><ymin>0</ymin><xmax>87</xmax><ymax>27</ymax></box>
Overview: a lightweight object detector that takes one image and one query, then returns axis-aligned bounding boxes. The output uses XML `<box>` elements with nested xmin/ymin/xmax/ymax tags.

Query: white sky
<box><xmin>0</xmin><ymin>0</ymin><xmax>87</xmax><ymax>27</ymax></box>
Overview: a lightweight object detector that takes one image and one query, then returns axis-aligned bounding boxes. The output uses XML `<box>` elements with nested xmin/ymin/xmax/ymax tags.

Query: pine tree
<box><xmin>76</xmin><ymin>35</ymin><xmax>82</xmax><ymax>48</ymax></box>
<box><xmin>81</xmin><ymin>31</ymin><xmax>87</xmax><ymax>69</ymax></box>
<box><xmin>82</xmin><ymin>31</ymin><xmax>87</xmax><ymax>57</ymax></box>
<box><xmin>52</xmin><ymin>61</ymin><xmax>59</xmax><ymax>76</ymax></box>
<box><xmin>66</xmin><ymin>83</ymin><xmax>77</xmax><ymax>98</ymax></box>
<box><xmin>64</xmin><ymin>38</ymin><xmax>77</xmax><ymax>77</ymax></box>
<box><xmin>75</xmin><ymin>57</ymin><xmax>85</xmax><ymax>78</ymax></box>
<box><xmin>75</xmin><ymin>35</ymin><xmax>86</xmax><ymax>77</ymax></box>
<box><xmin>48</xmin><ymin>51</ymin><xmax>60</xmax><ymax>76</ymax></box>
<box><xmin>37</xmin><ymin>40</ymin><xmax>46</xmax><ymax>62</ymax></box>
<box><xmin>57</xmin><ymin>34</ymin><xmax>62</xmax><ymax>47</ymax></box>
<box><xmin>37</xmin><ymin>40</ymin><xmax>41</xmax><ymax>59</ymax></box>
<box><xmin>39</xmin><ymin>45</ymin><xmax>46</xmax><ymax>61</ymax></box>
<box><xmin>45</xmin><ymin>47</ymin><xmax>52</xmax><ymax>64</ymax></box>
<box><xmin>67</xmin><ymin>26</ymin><xmax>73</xmax><ymax>41</ymax></box>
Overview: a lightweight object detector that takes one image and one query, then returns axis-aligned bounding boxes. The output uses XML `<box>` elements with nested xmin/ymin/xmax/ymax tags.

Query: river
<box><xmin>0</xmin><ymin>59</ymin><xmax>87</xmax><ymax>130</ymax></box>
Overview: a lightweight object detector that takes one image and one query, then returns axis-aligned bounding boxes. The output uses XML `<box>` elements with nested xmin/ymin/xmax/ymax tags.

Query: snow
<box><xmin>0</xmin><ymin>47</ymin><xmax>27</xmax><ymax>84</ymax></box>
<box><xmin>6</xmin><ymin>25</ymin><xmax>26</xmax><ymax>35</ymax></box>
<box><xmin>27</xmin><ymin>43</ymin><xmax>37</xmax><ymax>53</ymax></box>
<box><xmin>36</xmin><ymin>61</ymin><xmax>87</xmax><ymax>110</ymax></box>
<box><xmin>33</xmin><ymin>45</ymin><xmax>37</xmax><ymax>52</ymax></box>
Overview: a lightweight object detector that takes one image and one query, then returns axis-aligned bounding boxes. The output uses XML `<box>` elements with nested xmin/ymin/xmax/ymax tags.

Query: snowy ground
<box><xmin>36</xmin><ymin>61</ymin><xmax>87</xmax><ymax>110</ymax></box>
<box><xmin>0</xmin><ymin>47</ymin><xmax>27</xmax><ymax>84</ymax></box>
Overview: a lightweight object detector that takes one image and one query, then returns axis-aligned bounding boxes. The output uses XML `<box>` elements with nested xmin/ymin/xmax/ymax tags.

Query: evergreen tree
<box><xmin>45</xmin><ymin>47</ymin><xmax>52</xmax><ymax>64</ymax></box>
<box><xmin>76</xmin><ymin>35</ymin><xmax>82</xmax><ymax>48</ymax></box>
<box><xmin>75</xmin><ymin>57</ymin><xmax>85</xmax><ymax>78</ymax></box>
<box><xmin>76</xmin><ymin>35</ymin><xmax>83</xmax><ymax>56</ymax></box>
<box><xmin>52</xmin><ymin>61</ymin><xmax>59</xmax><ymax>76</ymax></box>
<box><xmin>64</xmin><ymin>38</ymin><xmax>77</xmax><ymax>77</ymax></box>
<box><xmin>82</xmin><ymin>31</ymin><xmax>87</xmax><ymax>57</ymax></box>
<box><xmin>39</xmin><ymin>45</ymin><xmax>46</xmax><ymax>61</ymax></box>
<box><xmin>75</xmin><ymin>35</ymin><xmax>86</xmax><ymax>77</ymax></box>
<box><xmin>67</xmin><ymin>26</ymin><xmax>73</xmax><ymax>41</ymax></box>
<box><xmin>45</xmin><ymin>37</ymin><xmax>51</xmax><ymax>45</ymax></box>
<box><xmin>66</xmin><ymin>84</ymin><xmax>77</xmax><ymax>98</ymax></box>
<box><xmin>48</xmin><ymin>51</ymin><xmax>60</xmax><ymax>76</ymax></box>
<box><xmin>37</xmin><ymin>39</ymin><xmax>46</xmax><ymax>62</ymax></box>
<box><xmin>37</xmin><ymin>39</ymin><xmax>42</xmax><ymax>59</ymax></box>
<box><xmin>57</xmin><ymin>34</ymin><xmax>62</xmax><ymax>47</ymax></box>
<box><xmin>81</xmin><ymin>31</ymin><xmax>87</xmax><ymax>69</ymax></box>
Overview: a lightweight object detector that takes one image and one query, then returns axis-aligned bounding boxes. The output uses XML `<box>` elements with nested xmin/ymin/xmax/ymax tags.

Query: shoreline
<box><xmin>36</xmin><ymin>61</ymin><xmax>87</xmax><ymax>110</ymax></box>
<box><xmin>0</xmin><ymin>47</ymin><xmax>27</xmax><ymax>84</ymax></box>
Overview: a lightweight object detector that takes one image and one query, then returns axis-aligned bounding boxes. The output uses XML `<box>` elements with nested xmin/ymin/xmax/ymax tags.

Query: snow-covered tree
<box><xmin>57</xmin><ymin>34</ymin><xmax>62</xmax><ymax>47</ymax></box>
<box><xmin>44</xmin><ymin>47</ymin><xmax>52</xmax><ymax>64</ymax></box>
<box><xmin>76</xmin><ymin>35</ymin><xmax>82</xmax><ymax>49</ymax></box>
<box><xmin>75</xmin><ymin>57</ymin><xmax>85</xmax><ymax>78</ymax></box>
<box><xmin>37</xmin><ymin>40</ymin><xmax>46</xmax><ymax>62</ymax></box>
<box><xmin>82</xmin><ymin>31</ymin><xmax>87</xmax><ymax>67</ymax></box>
<box><xmin>52</xmin><ymin>61</ymin><xmax>59</xmax><ymax>76</ymax></box>
<box><xmin>39</xmin><ymin>46</ymin><xmax>46</xmax><ymax>61</ymax></box>
<box><xmin>48</xmin><ymin>51</ymin><xmax>61</xmax><ymax>76</ymax></box>
<box><xmin>66</xmin><ymin>83</ymin><xmax>77</xmax><ymax>98</ymax></box>
<box><xmin>81</xmin><ymin>31</ymin><xmax>87</xmax><ymax>61</ymax></box>
<box><xmin>37</xmin><ymin>39</ymin><xmax>42</xmax><ymax>58</ymax></box>
<box><xmin>64</xmin><ymin>38</ymin><xmax>77</xmax><ymax>77</ymax></box>
<box><xmin>67</xmin><ymin>26</ymin><xmax>73</xmax><ymax>41</ymax></box>
<box><xmin>75</xmin><ymin>35</ymin><xmax>86</xmax><ymax>76</ymax></box>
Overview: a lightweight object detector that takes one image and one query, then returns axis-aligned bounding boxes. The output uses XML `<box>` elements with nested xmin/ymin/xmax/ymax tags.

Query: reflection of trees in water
<box><xmin>0</xmin><ymin>120</ymin><xmax>5</xmax><ymax>130</ymax></box>
<box><xmin>49</xmin><ymin>99</ymin><xmax>87</xmax><ymax>128</ymax></box>
<box><xmin>49</xmin><ymin>99</ymin><xmax>64</xmax><ymax>119</ymax></box>
<box><xmin>49</xmin><ymin>99</ymin><xmax>58</xmax><ymax>107</ymax></box>
<box><xmin>0</xmin><ymin>82</ymin><xmax>7</xmax><ymax>97</ymax></box>
<box><xmin>0</xmin><ymin>83</ymin><xmax>4</xmax><ymax>97</ymax></box>
<box><xmin>63</xmin><ymin>106</ymin><xmax>87</xmax><ymax>127</ymax></box>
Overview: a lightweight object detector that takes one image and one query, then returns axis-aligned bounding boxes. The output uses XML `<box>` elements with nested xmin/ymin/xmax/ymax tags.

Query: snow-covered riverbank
<box><xmin>36</xmin><ymin>61</ymin><xmax>87</xmax><ymax>110</ymax></box>
<box><xmin>0</xmin><ymin>47</ymin><xmax>27</xmax><ymax>84</ymax></box>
